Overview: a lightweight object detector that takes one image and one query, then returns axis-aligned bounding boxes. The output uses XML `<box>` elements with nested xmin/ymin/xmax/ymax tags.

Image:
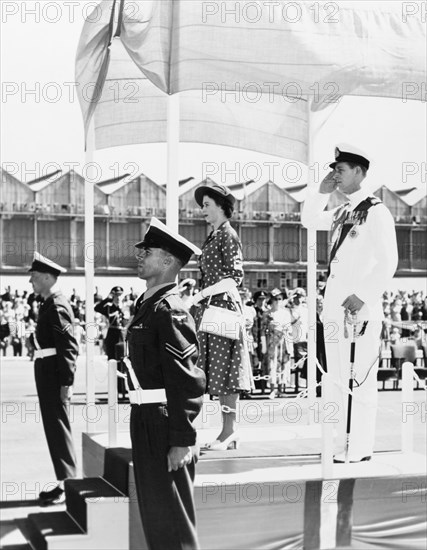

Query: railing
<box><xmin>108</xmin><ymin>359</ymin><xmax>118</xmax><ymax>447</ymax></box>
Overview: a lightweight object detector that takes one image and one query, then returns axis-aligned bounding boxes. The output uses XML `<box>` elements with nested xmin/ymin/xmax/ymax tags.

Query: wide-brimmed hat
<box><xmin>268</xmin><ymin>288</ymin><xmax>288</xmax><ymax>304</ymax></box>
<box><xmin>291</xmin><ymin>287</ymin><xmax>306</xmax><ymax>298</ymax></box>
<box><xmin>194</xmin><ymin>183</ymin><xmax>236</xmax><ymax>208</ymax></box>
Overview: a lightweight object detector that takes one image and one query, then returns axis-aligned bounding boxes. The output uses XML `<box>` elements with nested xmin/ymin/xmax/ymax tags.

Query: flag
<box><xmin>75</xmin><ymin>1</ymin><xmax>426</xmax><ymax>155</ymax></box>
<box><xmin>75</xmin><ymin>0</ymin><xmax>120</xmax><ymax>142</ymax></box>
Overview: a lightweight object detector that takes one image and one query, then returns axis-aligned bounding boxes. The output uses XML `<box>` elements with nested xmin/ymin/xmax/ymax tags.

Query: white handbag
<box><xmin>199</xmin><ymin>293</ymin><xmax>244</xmax><ymax>340</ymax></box>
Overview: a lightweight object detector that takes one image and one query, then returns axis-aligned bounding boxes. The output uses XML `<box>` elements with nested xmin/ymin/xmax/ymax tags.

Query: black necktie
<box><xmin>135</xmin><ymin>293</ymin><xmax>145</xmax><ymax>311</ymax></box>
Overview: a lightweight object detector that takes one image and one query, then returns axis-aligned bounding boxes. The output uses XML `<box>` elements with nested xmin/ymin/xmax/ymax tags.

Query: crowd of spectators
<box><xmin>381</xmin><ymin>290</ymin><xmax>427</xmax><ymax>349</ymax></box>
<box><xmin>1</xmin><ymin>284</ymin><xmax>426</xmax><ymax>386</ymax></box>
<box><xmin>0</xmin><ymin>285</ymin><xmax>138</xmax><ymax>358</ymax></box>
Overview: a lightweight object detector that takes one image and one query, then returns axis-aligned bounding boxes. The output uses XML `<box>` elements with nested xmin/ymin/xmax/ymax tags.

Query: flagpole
<box><xmin>306</xmin><ymin>98</ymin><xmax>317</xmax><ymax>418</ymax></box>
<box><xmin>167</xmin><ymin>93</ymin><xmax>180</xmax><ymax>232</ymax></box>
<box><xmin>84</xmin><ymin>119</ymin><xmax>96</xmax><ymax>432</ymax></box>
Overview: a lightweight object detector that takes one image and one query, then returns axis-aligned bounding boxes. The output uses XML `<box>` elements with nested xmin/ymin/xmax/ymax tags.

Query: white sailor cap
<box><xmin>135</xmin><ymin>218</ymin><xmax>202</xmax><ymax>265</ymax></box>
<box><xmin>28</xmin><ymin>252</ymin><xmax>67</xmax><ymax>276</ymax></box>
<box><xmin>330</xmin><ymin>143</ymin><xmax>370</xmax><ymax>170</ymax></box>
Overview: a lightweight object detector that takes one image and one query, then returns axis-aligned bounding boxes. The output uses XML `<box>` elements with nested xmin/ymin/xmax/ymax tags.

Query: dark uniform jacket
<box><xmin>95</xmin><ymin>296</ymin><xmax>125</xmax><ymax>359</ymax></box>
<box><xmin>35</xmin><ymin>291</ymin><xmax>79</xmax><ymax>386</ymax></box>
<box><xmin>127</xmin><ymin>284</ymin><xmax>206</xmax><ymax>447</ymax></box>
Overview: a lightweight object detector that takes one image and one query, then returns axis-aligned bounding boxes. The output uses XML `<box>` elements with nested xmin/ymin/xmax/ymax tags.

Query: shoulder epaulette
<box><xmin>355</xmin><ymin>196</ymin><xmax>382</xmax><ymax>211</ymax></box>
<box><xmin>367</xmin><ymin>196</ymin><xmax>382</xmax><ymax>206</ymax></box>
<box><xmin>349</xmin><ymin>196</ymin><xmax>382</xmax><ymax>225</ymax></box>
<box><xmin>153</xmin><ymin>288</ymin><xmax>180</xmax><ymax>312</ymax></box>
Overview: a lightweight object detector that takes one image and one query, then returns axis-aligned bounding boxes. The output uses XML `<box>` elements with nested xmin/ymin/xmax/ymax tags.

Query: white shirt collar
<box><xmin>346</xmin><ymin>180</ymin><xmax>374</xmax><ymax>209</ymax></box>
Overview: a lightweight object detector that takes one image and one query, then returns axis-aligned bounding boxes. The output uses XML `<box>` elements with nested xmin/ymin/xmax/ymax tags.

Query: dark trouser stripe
<box><xmin>336</xmin><ymin>479</ymin><xmax>356</xmax><ymax>547</ymax></box>
<box><xmin>303</xmin><ymin>480</ymin><xmax>322</xmax><ymax>550</ymax></box>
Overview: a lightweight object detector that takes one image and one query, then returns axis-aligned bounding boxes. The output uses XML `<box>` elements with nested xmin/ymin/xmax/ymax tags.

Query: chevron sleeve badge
<box><xmin>165</xmin><ymin>343</ymin><xmax>197</xmax><ymax>361</ymax></box>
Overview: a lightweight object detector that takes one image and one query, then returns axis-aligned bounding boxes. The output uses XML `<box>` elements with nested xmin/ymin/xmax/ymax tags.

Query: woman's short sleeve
<box><xmin>220</xmin><ymin>226</ymin><xmax>244</xmax><ymax>285</ymax></box>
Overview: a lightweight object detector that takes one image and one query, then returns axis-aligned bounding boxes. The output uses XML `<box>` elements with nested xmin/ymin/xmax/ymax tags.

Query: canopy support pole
<box><xmin>84</xmin><ymin>120</ymin><xmax>96</xmax><ymax>432</ymax></box>
<box><xmin>166</xmin><ymin>93</ymin><xmax>180</xmax><ymax>232</ymax></box>
<box><xmin>306</xmin><ymin>98</ymin><xmax>317</xmax><ymax>419</ymax></box>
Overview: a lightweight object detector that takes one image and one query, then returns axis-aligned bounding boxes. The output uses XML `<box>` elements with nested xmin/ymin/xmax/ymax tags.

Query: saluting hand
<box><xmin>167</xmin><ymin>446</ymin><xmax>194</xmax><ymax>472</ymax></box>
<box><xmin>319</xmin><ymin>171</ymin><xmax>338</xmax><ymax>194</ymax></box>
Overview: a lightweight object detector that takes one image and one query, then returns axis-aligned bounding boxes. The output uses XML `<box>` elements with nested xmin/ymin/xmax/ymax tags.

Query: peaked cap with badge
<box><xmin>28</xmin><ymin>252</ymin><xmax>67</xmax><ymax>276</ymax></box>
<box><xmin>329</xmin><ymin>143</ymin><xmax>370</xmax><ymax>170</ymax></box>
<box><xmin>253</xmin><ymin>290</ymin><xmax>268</xmax><ymax>302</ymax></box>
<box><xmin>110</xmin><ymin>286</ymin><xmax>124</xmax><ymax>295</ymax></box>
<box><xmin>135</xmin><ymin>217</ymin><xmax>201</xmax><ymax>265</ymax></box>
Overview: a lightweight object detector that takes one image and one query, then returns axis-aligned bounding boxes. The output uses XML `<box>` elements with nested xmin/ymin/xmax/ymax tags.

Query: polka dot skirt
<box><xmin>194</xmin><ymin>222</ymin><xmax>252</xmax><ymax>396</ymax></box>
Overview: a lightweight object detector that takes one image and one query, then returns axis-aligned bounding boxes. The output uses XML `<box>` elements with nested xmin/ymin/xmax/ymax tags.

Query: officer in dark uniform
<box><xmin>94</xmin><ymin>285</ymin><xmax>125</xmax><ymax>360</ymax></box>
<box><xmin>126</xmin><ymin>217</ymin><xmax>206</xmax><ymax>550</ymax></box>
<box><xmin>28</xmin><ymin>252</ymin><xmax>79</xmax><ymax>506</ymax></box>
<box><xmin>94</xmin><ymin>286</ymin><xmax>126</xmax><ymax>397</ymax></box>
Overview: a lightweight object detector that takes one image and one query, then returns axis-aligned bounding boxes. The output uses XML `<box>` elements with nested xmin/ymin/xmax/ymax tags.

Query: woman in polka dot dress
<box><xmin>192</xmin><ymin>184</ymin><xmax>252</xmax><ymax>450</ymax></box>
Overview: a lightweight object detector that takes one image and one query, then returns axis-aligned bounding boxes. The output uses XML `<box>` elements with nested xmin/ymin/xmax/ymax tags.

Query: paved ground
<box><xmin>1</xmin><ymin>354</ymin><xmax>426</xmax><ymax>548</ymax></box>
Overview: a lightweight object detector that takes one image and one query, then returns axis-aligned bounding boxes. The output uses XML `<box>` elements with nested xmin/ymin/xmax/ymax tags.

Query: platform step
<box><xmin>26</xmin><ymin>512</ymin><xmax>84</xmax><ymax>550</ymax></box>
<box><xmin>65</xmin><ymin>477</ymin><xmax>124</xmax><ymax>531</ymax></box>
<box><xmin>103</xmin><ymin>447</ymin><xmax>132</xmax><ymax>495</ymax></box>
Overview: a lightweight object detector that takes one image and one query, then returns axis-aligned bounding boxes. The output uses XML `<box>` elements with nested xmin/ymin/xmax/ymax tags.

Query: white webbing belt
<box><xmin>34</xmin><ymin>348</ymin><xmax>57</xmax><ymax>359</ymax></box>
<box><xmin>128</xmin><ymin>388</ymin><xmax>167</xmax><ymax>405</ymax></box>
<box><xmin>33</xmin><ymin>334</ymin><xmax>56</xmax><ymax>359</ymax></box>
<box><xmin>123</xmin><ymin>357</ymin><xmax>167</xmax><ymax>405</ymax></box>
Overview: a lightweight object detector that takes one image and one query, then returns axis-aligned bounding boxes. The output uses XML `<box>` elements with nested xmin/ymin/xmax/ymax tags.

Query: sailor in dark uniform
<box><xmin>126</xmin><ymin>217</ymin><xmax>206</xmax><ymax>550</ymax></box>
<box><xmin>28</xmin><ymin>252</ymin><xmax>79</xmax><ymax>505</ymax></box>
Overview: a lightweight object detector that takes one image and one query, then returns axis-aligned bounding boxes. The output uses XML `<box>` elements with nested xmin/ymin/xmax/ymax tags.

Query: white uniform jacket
<box><xmin>301</xmin><ymin>185</ymin><xmax>398</xmax><ymax>321</ymax></box>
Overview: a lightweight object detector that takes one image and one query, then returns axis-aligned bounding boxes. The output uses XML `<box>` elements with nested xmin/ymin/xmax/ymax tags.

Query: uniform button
<box><xmin>331</xmin><ymin>275</ymin><xmax>335</xmax><ymax>278</ymax></box>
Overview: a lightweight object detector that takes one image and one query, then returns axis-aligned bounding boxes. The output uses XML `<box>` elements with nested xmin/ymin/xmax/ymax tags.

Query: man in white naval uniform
<box><xmin>302</xmin><ymin>145</ymin><xmax>398</xmax><ymax>462</ymax></box>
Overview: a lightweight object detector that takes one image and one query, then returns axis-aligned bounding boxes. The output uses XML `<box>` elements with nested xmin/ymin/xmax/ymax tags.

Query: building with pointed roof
<box><xmin>0</xmin><ymin>168</ymin><xmax>425</xmax><ymax>288</ymax></box>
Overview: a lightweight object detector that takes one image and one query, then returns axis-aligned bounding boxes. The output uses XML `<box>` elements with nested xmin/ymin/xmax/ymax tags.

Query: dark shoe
<box><xmin>39</xmin><ymin>486</ymin><xmax>65</xmax><ymax>506</ymax></box>
<box><xmin>240</xmin><ymin>391</ymin><xmax>252</xmax><ymax>400</ymax></box>
<box><xmin>333</xmin><ymin>455</ymin><xmax>372</xmax><ymax>464</ymax></box>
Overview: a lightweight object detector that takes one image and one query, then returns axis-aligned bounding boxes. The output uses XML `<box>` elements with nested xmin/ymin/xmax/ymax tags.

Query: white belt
<box><xmin>129</xmin><ymin>388</ymin><xmax>167</xmax><ymax>405</ymax></box>
<box><xmin>34</xmin><ymin>348</ymin><xmax>57</xmax><ymax>359</ymax></box>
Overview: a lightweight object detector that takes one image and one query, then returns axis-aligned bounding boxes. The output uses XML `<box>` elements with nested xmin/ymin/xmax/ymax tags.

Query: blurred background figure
<box><xmin>0</xmin><ymin>310</ymin><xmax>11</xmax><ymax>355</ymax></box>
<box><xmin>93</xmin><ymin>286</ymin><xmax>102</xmax><ymax>304</ymax></box>
<box><xmin>239</xmin><ymin>287</ymin><xmax>256</xmax><ymax>398</ymax></box>
<box><xmin>94</xmin><ymin>286</ymin><xmax>126</xmax><ymax>399</ymax></box>
<box><xmin>252</xmin><ymin>290</ymin><xmax>269</xmax><ymax>394</ymax></box>
<box><xmin>288</xmin><ymin>288</ymin><xmax>308</xmax><ymax>368</ymax></box>
<box><xmin>261</xmin><ymin>289</ymin><xmax>293</xmax><ymax>399</ymax></box>
<box><xmin>179</xmin><ymin>278</ymin><xmax>197</xmax><ymax>311</ymax></box>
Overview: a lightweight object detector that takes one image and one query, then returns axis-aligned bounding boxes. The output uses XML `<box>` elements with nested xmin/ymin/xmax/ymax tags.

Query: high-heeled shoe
<box><xmin>204</xmin><ymin>433</ymin><xmax>240</xmax><ymax>451</ymax></box>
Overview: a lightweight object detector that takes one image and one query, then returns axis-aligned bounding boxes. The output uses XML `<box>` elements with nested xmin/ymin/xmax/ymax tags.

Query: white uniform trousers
<box><xmin>324</xmin><ymin>317</ymin><xmax>382</xmax><ymax>459</ymax></box>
